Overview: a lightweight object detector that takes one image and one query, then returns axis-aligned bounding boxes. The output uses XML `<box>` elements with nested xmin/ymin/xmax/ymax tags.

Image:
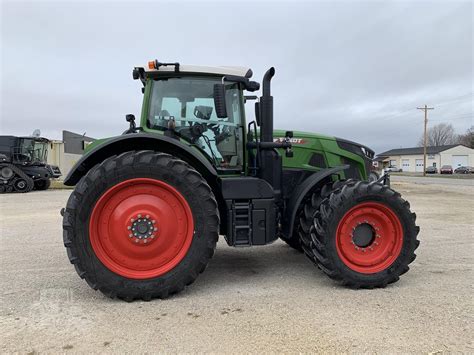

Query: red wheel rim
<box><xmin>336</xmin><ymin>202</ymin><xmax>403</xmax><ymax>274</ymax></box>
<box><xmin>89</xmin><ymin>178</ymin><xmax>194</xmax><ymax>279</ymax></box>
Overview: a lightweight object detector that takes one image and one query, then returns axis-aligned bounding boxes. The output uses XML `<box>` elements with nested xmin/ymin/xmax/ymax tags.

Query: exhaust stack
<box><xmin>260</xmin><ymin>67</ymin><xmax>275</xmax><ymax>143</ymax></box>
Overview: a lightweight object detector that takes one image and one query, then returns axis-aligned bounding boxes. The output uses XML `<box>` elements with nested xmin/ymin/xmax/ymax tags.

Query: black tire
<box><xmin>298</xmin><ymin>180</ymin><xmax>353</xmax><ymax>261</ymax></box>
<box><xmin>62</xmin><ymin>151</ymin><xmax>219</xmax><ymax>301</ymax></box>
<box><xmin>309</xmin><ymin>180</ymin><xmax>420</xmax><ymax>288</ymax></box>
<box><xmin>34</xmin><ymin>179</ymin><xmax>51</xmax><ymax>190</ymax></box>
<box><xmin>280</xmin><ymin>233</ymin><xmax>303</xmax><ymax>252</ymax></box>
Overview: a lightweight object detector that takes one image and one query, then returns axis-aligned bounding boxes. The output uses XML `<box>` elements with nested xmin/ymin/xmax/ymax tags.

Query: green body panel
<box><xmin>84</xmin><ymin>138</ymin><xmax>106</xmax><ymax>153</ymax></box>
<box><xmin>273</xmin><ymin>130</ymin><xmax>368</xmax><ymax>180</ymax></box>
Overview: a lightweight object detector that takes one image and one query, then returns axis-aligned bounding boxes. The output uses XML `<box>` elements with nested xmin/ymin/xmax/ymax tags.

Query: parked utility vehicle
<box><xmin>62</xmin><ymin>61</ymin><xmax>420</xmax><ymax>301</ymax></box>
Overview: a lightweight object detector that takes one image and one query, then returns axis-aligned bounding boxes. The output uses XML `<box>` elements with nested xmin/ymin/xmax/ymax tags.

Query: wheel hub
<box><xmin>127</xmin><ymin>214</ymin><xmax>158</xmax><ymax>245</ymax></box>
<box><xmin>352</xmin><ymin>223</ymin><xmax>375</xmax><ymax>248</ymax></box>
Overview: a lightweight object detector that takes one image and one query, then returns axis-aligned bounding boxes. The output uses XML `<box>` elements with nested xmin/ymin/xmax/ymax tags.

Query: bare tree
<box><xmin>417</xmin><ymin>123</ymin><xmax>457</xmax><ymax>147</ymax></box>
<box><xmin>457</xmin><ymin>126</ymin><xmax>474</xmax><ymax>148</ymax></box>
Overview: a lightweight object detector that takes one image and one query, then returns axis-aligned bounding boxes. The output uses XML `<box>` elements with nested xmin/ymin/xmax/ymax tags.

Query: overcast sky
<box><xmin>1</xmin><ymin>0</ymin><xmax>472</xmax><ymax>153</ymax></box>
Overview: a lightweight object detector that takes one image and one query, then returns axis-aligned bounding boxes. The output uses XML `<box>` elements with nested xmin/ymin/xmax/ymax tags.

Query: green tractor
<box><xmin>62</xmin><ymin>60</ymin><xmax>419</xmax><ymax>301</ymax></box>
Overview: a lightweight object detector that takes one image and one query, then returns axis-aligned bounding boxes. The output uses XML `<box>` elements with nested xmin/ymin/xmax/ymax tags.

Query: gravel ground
<box><xmin>1</xmin><ymin>179</ymin><xmax>473</xmax><ymax>353</ymax></box>
<box><xmin>391</xmin><ymin>174</ymin><xmax>474</xmax><ymax>186</ymax></box>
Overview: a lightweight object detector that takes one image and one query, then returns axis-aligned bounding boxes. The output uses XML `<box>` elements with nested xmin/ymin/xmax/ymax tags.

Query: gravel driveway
<box><xmin>1</xmin><ymin>180</ymin><xmax>472</xmax><ymax>353</ymax></box>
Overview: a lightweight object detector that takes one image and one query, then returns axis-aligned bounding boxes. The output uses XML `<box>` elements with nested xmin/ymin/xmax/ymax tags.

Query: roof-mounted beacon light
<box><xmin>148</xmin><ymin>59</ymin><xmax>180</xmax><ymax>73</ymax></box>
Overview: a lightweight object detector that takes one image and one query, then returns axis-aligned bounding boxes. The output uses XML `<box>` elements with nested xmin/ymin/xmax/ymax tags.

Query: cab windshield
<box><xmin>13</xmin><ymin>138</ymin><xmax>48</xmax><ymax>164</ymax></box>
<box><xmin>147</xmin><ymin>77</ymin><xmax>244</xmax><ymax>169</ymax></box>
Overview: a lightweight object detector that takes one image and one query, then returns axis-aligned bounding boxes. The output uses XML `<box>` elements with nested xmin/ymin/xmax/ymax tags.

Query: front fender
<box><xmin>64</xmin><ymin>133</ymin><xmax>217</xmax><ymax>186</ymax></box>
<box><xmin>282</xmin><ymin>165</ymin><xmax>349</xmax><ymax>238</ymax></box>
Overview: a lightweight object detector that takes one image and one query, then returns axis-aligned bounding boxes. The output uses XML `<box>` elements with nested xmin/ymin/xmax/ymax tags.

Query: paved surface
<box><xmin>1</xmin><ymin>180</ymin><xmax>473</xmax><ymax>353</ymax></box>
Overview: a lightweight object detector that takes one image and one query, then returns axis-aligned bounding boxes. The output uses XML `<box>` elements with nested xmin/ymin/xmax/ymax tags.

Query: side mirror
<box><xmin>255</xmin><ymin>102</ymin><xmax>261</xmax><ymax>126</ymax></box>
<box><xmin>213</xmin><ymin>84</ymin><xmax>228</xmax><ymax>118</ymax></box>
<box><xmin>125</xmin><ymin>114</ymin><xmax>136</xmax><ymax>132</ymax></box>
<box><xmin>132</xmin><ymin>68</ymin><xmax>140</xmax><ymax>80</ymax></box>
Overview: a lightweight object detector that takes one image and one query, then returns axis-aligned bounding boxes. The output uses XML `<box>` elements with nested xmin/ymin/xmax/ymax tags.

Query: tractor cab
<box><xmin>12</xmin><ymin>137</ymin><xmax>49</xmax><ymax>165</ymax></box>
<box><xmin>133</xmin><ymin>62</ymin><xmax>264</xmax><ymax>173</ymax></box>
<box><xmin>145</xmin><ymin>75</ymin><xmax>245</xmax><ymax>170</ymax></box>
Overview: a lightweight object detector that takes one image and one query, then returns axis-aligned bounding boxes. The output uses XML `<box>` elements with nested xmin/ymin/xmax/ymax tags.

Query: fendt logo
<box><xmin>274</xmin><ymin>137</ymin><xmax>306</xmax><ymax>144</ymax></box>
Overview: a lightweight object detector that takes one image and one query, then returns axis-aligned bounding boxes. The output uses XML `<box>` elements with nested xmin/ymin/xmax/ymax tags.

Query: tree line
<box><xmin>418</xmin><ymin>124</ymin><xmax>473</xmax><ymax>148</ymax></box>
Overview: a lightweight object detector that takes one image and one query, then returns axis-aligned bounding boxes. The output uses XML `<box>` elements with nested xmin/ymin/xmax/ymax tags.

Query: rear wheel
<box><xmin>63</xmin><ymin>151</ymin><xmax>219</xmax><ymax>301</ymax></box>
<box><xmin>309</xmin><ymin>181</ymin><xmax>419</xmax><ymax>288</ymax></box>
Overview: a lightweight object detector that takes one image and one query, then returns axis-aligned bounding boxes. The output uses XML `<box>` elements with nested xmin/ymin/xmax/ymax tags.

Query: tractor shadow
<box><xmin>183</xmin><ymin>240</ymin><xmax>332</xmax><ymax>296</ymax></box>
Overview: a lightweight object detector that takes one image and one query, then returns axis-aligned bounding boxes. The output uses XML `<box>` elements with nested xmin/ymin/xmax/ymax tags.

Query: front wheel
<box><xmin>309</xmin><ymin>181</ymin><xmax>420</xmax><ymax>288</ymax></box>
<box><xmin>62</xmin><ymin>151</ymin><xmax>219</xmax><ymax>301</ymax></box>
<box><xmin>34</xmin><ymin>179</ymin><xmax>51</xmax><ymax>190</ymax></box>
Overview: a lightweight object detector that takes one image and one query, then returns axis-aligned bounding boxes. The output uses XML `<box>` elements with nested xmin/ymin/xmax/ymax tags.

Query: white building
<box><xmin>376</xmin><ymin>144</ymin><xmax>474</xmax><ymax>172</ymax></box>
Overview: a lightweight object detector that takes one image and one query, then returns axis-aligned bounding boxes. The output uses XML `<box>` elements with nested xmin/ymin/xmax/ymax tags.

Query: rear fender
<box><xmin>282</xmin><ymin>165</ymin><xmax>349</xmax><ymax>238</ymax></box>
<box><xmin>63</xmin><ymin>133</ymin><xmax>217</xmax><ymax>186</ymax></box>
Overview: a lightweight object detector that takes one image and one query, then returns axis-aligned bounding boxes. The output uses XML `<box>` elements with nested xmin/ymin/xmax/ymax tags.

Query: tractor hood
<box><xmin>273</xmin><ymin>129</ymin><xmax>374</xmax><ymax>159</ymax></box>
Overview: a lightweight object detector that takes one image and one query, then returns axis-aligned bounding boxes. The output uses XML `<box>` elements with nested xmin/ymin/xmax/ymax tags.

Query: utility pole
<box><xmin>417</xmin><ymin>105</ymin><xmax>434</xmax><ymax>176</ymax></box>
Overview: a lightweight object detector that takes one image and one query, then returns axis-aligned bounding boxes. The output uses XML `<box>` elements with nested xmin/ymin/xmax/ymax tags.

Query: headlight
<box><xmin>360</xmin><ymin>146</ymin><xmax>374</xmax><ymax>159</ymax></box>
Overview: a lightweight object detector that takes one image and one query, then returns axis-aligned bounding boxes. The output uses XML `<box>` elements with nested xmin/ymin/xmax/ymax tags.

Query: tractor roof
<box><xmin>144</xmin><ymin>64</ymin><xmax>253</xmax><ymax>78</ymax></box>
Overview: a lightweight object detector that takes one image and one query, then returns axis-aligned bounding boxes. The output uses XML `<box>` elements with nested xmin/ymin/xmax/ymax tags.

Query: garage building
<box><xmin>376</xmin><ymin>144</ymin><xmax>474</xmax><ymax>172</ymax></box>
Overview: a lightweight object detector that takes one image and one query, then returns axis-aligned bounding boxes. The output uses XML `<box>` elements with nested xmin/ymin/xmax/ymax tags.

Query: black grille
<box><xmin>342</xmin><ymin>158</ymin><xmax>362</xmax><ymax>180</ymax></box>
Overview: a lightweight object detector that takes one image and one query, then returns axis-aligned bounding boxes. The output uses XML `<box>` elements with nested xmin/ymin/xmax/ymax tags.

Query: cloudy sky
<box><xmin>1</xmin><ymin>0</ymin><xmax>472</xmax><ymax>153</ymax></box>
